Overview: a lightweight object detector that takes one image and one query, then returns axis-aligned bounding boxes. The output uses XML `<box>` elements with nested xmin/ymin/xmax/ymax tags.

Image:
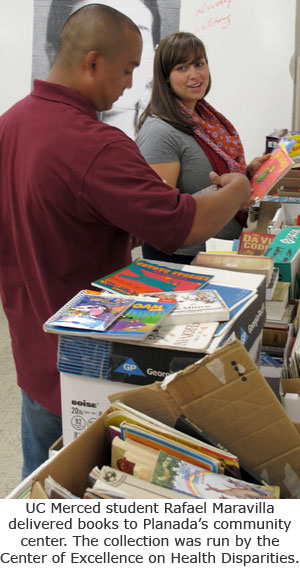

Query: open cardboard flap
<box><xmin>109</xmin><ymin>339</ymin><xmax>300</xmax><ymax>498</ymax></box>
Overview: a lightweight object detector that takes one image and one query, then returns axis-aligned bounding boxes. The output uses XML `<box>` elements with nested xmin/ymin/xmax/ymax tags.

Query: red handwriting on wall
<box><xmin>193</xmin><ymin>0</ymin><xmax>236</xmax><ymax>33</ymax></box>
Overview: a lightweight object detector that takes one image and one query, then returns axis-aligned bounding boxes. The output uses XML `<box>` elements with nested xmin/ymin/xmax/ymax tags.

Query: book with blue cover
<box><xmin>201</xmin><ymin>282</ymin><xmax>255</xmax><ymax>311</ymax></box>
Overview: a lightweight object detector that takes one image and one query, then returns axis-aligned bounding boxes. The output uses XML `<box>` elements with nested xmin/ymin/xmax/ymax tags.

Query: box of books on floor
<box><xmin>43</xmin><ymin>260</ymin><xmax>266</xmax><ymax>445</ymax></box>
<box><xmin>12</xmin><ymin>338</ymin><xmax>300</xmax><ymax>500</ymax></box>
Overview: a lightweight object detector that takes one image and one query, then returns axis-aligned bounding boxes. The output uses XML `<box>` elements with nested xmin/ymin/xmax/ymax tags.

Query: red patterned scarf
<box><xmin>177</xmin><ymin>98</ymin><xmax>247</xmax><ymax>174</ymax></box>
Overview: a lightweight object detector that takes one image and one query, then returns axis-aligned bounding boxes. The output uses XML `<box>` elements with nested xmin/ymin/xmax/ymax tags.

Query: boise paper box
<box><xmin>14</xmin><ymin>339</ymin><xmax>300</xmax><ymax>499</ymax></box>
<box><xmin>57</xmin><ymin>269</ymin><xmax>265</xmax><ymax>445</ymax></box>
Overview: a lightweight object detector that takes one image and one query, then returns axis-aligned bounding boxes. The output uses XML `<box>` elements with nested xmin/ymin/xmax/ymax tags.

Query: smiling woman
<box><xmin>135</xmin><ymin>31</ymin><xmax>267</xmax><ymax>264</ymax></box>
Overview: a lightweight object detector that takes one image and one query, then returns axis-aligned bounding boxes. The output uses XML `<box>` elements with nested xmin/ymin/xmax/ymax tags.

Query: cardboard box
<box><xmin>60</xmin><ymin>372</ymin><xmax>135</xmax><ymax>445</ymax></box>
<box><xmin>21</xmin><ymin>339</ymin><xmax>300</xmax><ymax>500</ymax></box>
<box><xmin>264</xmin><ymin>226</ymin><xmax>300</xmax><ymax>297</ymax></box>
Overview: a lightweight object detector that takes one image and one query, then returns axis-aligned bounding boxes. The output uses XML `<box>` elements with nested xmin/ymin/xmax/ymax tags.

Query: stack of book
<box><xmin>43</xmin><ymin>401</ymin><xmax>280</xmax><ymax>500</ymax></box>
<box><xmin>44</xmin><ymin>259</ymin><xmax>258</xmax><ymax>353</ymax></box>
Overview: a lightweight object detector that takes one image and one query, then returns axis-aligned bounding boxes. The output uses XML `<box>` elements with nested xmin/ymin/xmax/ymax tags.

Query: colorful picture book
<box><xmin>44</xmin><ymin>293</ymin><xmax>176</xmax><ymax>341</ymax></box>
<box><xmin>237</xmin><ymin>231</ymin><xmax>276</xmax><ymax>256</ymax></box>
<box><xmin>149</xmin><ymin>289</ymin><xmax>229</xmax><ymax>325</ymax></box>
<box><xmin>43</xmin><ymin>289</ymin><xmax>133</xmax><ymax>333</ymax></box>
<box><xmin>250</xmin><ymin>141</ymin><xmax>294</xmax><ymax>202</ymax></box>
<box><xmin>98</xmin><ymin>298</ymin><xmax>176</xmax><ymax>340</ymax></box>
<box><xmin>92</xmin><ymin>259</ymin><xmax>213</xmax><ymax>296</ymax></box>
<box><xmin>151</xmin><ymin>451</ymin><xmax>279</xmax><ymax>499</ymax></box>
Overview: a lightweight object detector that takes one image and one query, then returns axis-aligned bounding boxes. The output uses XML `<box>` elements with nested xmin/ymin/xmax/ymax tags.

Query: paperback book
<box><xmin>237</xmin><ymin>231</ymin><xmax>276</xmax><ymax>256</ymax></box>
<box><xmin>149</xmin><ymin>289</ymin><xmax>230</xmax><ymax>325</ymax></box>
<box><xmin>96</xmin><ymin>298</ymin><xmax>177</xmax><ymax>341</ymax></box>
<box><xmin>250</xmin><ymin>141</ymin><xmax>294</xmax><ymax>202</ymax></box>
<box><xmin>133</xmin><ymin>321</ymin><xmax>219</xmax><ymax>352</ymax></box>
<box><xmin>44</xmin><ymin>295</ymin><xmax>176</xmax><ymax>341</ymax></box>
<box><xmin>213</xmin><ymin>294</ymin><xmax>258</xmax><ymax>337</ymax></box>
<box><xmin>92</xmin><ymin>259</ymin><xmax>213</xmax><ymax>296</ymax></box>
<box><xmin>200</xmin><ymin>282</ymin><xmax>256</xmax><ymax>311</ymax></box>
<box><xmin>85</xmin><ymin>465</ymin><xmax>191</xmax><ymax>499</ymax></box>
<box><xmin>43</xmin><ymin>289</ymin><xmax>133</xmax><ymax>333</ymax></box>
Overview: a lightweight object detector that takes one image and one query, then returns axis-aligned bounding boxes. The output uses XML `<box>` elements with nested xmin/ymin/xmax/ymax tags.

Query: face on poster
<box><xmin>33</xmin><ymin>0</ymin><xmax>181</xmax><ymax>139</ymax></box>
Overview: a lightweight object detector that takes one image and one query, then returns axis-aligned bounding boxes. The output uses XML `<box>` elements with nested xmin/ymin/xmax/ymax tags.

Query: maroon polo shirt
<box><xmin>0</xmin><ymin>80</ymin><xmax>195</xmax><ymax>415</ymax></box>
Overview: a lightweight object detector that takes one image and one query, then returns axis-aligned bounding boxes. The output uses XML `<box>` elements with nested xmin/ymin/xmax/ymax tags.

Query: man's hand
<box><xmin>209</xmin><ymin>171</ymin><xmax>252</xmax><ymax>209</ymax></box>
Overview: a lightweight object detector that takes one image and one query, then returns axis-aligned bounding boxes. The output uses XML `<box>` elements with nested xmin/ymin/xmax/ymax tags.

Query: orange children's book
<box><xmin>250</xmin><ymin>141</ymin><xmax>294</xmax><ymax>201</ymax></box>
<box><xmin>237</xmin><ymin>231</ymin><xmax>276</xmax><ymax>256</ymax></box>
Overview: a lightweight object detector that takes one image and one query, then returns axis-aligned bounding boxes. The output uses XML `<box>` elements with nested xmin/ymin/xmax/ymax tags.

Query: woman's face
<box><xmin>74</xmin><ymin>0</ymin><xmax>155</xmax><ymax>112</ymax></box>
<box><xmin>169</xmin><ymin>55</ymin><xmax>210</xmax><ymax>110</ymax></box>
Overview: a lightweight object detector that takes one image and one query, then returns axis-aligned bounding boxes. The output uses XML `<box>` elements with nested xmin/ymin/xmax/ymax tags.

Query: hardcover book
<box><xmin>237</xmin><ymin>231</ymin><xmax>276</xmax><ymax>256</ymax></box>
<box><xmin>149</xmin><ymin>289</ymin><xmax>230</xmax><ymax>325</ymax></box>
<box><xmin>250</xmin><ymin>141</ymin><xmax>294</xmax><ymax>202</ymax></box>
<box><xmin>151</xmin><ymin>451</ymin><xmax>280</xmax><ymax>499</ymax></box>
<box><xmin>192</xmin><ymin>252</ymin><xmax>274</xmax><ymax>286</ymax></box>
<box><xmin>92</xmin><ymin>259</ymin><xmax>213</xmax><ymax>296</ymax></box>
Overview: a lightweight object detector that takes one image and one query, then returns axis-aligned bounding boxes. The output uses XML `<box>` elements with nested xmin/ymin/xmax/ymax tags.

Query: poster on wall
<box><xmin>32</xmin><ymin>0</ymin><xmax>181</xmax><ymax>139</ymax></box>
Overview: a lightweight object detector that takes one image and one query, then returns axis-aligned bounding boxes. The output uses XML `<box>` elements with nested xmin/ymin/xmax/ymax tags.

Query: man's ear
<box><xmin>83</xmin><ymin>50</ymin><xmax>101</xmax><ymax>75</ymax></box>
<box><xmin>45</xmin><ymin>42</ymin><xmax>56</xmax><ymax>67</ymax></box>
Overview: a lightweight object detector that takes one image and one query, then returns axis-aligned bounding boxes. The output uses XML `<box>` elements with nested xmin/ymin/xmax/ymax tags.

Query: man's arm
<box><xmin>183</xmin><ymin>171</ymin><xmax>252</xmax><ymax>247</ymax></box>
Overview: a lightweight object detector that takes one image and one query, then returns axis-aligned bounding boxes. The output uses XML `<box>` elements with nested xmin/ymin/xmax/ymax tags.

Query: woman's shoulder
<box><xmin>138</xmin><ymin>115</ymin><xmax>179</xmax><ymax>135</ymax></box>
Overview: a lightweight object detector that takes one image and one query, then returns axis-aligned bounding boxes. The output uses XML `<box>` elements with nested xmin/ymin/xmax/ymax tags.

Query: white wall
<box><xmin>0</xmin><ymin>0</ymin><xmax>298</xmax><ymax>163</ymax></box>
<box><xmin>0</xmin><ymin>0</ymin><xmax>33</xmax><ymax>114</ymax></box>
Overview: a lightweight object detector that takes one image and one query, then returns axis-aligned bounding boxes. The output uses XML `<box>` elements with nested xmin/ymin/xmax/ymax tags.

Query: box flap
<box><xmin>108</xmin><ymin>382</ymin><xmax>181</xmax><ymax>426</ymax></box>
<box><xmin>30</xmin><ymin>480</ymin><xmax>48</xmax><ymax>499</ymax></box>
<box><xmin>110</xmin><ymin>339</ymin><xmax>300</xmax><ymax>497</ymax></box>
